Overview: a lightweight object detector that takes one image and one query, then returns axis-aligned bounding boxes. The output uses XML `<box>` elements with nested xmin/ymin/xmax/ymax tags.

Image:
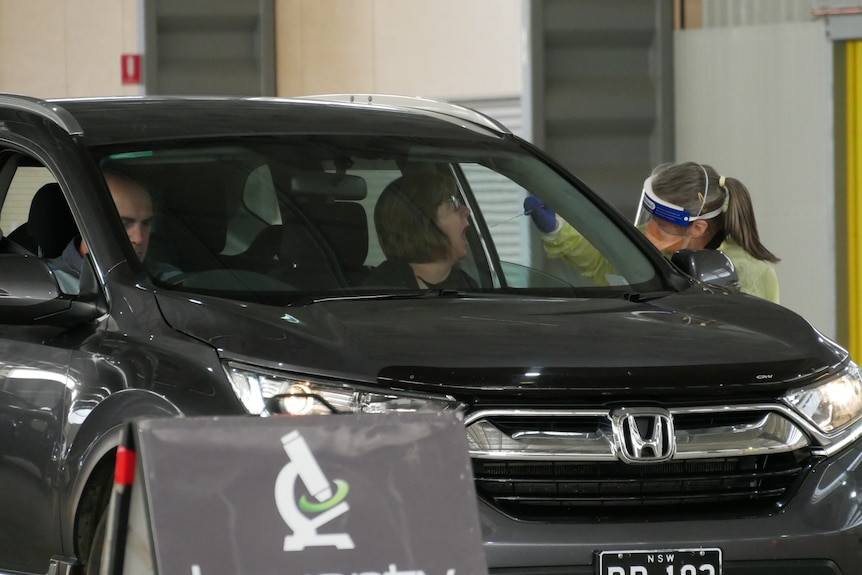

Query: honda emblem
<box><xmin>611</xmin><ymin>407</ymin><xmax>675</xmax><ymax>464</ymax></box>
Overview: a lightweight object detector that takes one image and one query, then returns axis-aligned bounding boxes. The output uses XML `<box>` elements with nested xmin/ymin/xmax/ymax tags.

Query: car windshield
<box><xmin>97</xmin><ymin>135</ymin><xmax>667</xmax><ymax>305</ymax></box>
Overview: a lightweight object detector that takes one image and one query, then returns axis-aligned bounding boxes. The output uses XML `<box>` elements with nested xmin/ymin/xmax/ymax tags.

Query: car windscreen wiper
<box><xmin>617</xmin><ymin>290</ymin><xmax>675</xmax><ymax>302</ymax></box>
<box><xmin>285</xmin><ymin>289</ymin><xmax>472</xmax><ymax>307</ymax></box>
<box><xmin>286</xmin><ymin>287</ymin><xmax>662</xmax><ymax>307</ymax></box>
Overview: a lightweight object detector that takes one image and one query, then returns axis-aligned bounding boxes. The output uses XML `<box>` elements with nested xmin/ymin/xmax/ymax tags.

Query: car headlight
<box><xmin>223</xmin><ymin>361</ymin><xmax>464</xmax><ymax>416</ymax></box>
<box><xmin>783</xmin><ymin>361</ymin><xmax>862</xmax><ymax>437</ymax></box>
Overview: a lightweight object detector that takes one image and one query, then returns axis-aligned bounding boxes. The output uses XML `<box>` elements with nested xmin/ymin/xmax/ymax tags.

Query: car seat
<box><xmin>146</xmin><ymin>165</ymin><xmax>231</xmax><ymax>273</ymax></box>
<box><xmin>288</xmin><ymin>173</ymin><xmax>370</xmax><ymax>286</ymax></box>
<box><xmin>7</xmin><ymin>183</ymin><xmax>78</xmax><ymax>258</ymax></box>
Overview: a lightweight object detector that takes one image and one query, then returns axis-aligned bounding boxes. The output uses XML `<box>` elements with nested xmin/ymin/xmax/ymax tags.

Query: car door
<box><xmin>0</xmin><ymin>150</ymin><xmax>76</xmax><ymax>572</ymax></box>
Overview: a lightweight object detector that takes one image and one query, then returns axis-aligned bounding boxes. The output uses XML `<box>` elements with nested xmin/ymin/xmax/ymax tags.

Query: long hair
<box><xmin>374</xmin><ymin>172</ymin><xmax>456</xmax><ymax>263</ymax></box>
<box><xmin>651</xmin><ymin>161</ymin><xmax>779</xmax><ymax>263</ymax></box>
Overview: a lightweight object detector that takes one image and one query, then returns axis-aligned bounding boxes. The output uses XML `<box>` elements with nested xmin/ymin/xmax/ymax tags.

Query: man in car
<box><xmin>51</xmin><ymin>170</ymin><xmax>154</xmax><ymax>293</ymax></box>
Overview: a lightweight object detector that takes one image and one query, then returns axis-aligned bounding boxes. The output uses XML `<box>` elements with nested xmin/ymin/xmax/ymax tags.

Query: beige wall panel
<box><xmin>65</xmin><ymin>0</ymin><xmax>138</xmax><ymax>97</ymax></box>
<box><xmin>275</xmin><ymin>0</ymin><xmax>304</xmax><ymax>96</ymax></box>
<box><xmin>371</xmin><ymin>0</ymin><xmax>521</xmax><ymax>99</ymax></box>
<box><xmin>675</xmin><ymin>22</ymin><xmax>835</xmax><ymax>337</ymax></box>
<box><xmin>0</xmin><ymin>1</ymin><xmax>66</xmax><ymax>97</ymax></box>
<box><xmin>276</xmin><ymin>0</ymin><xmax>375</xmax><ymax>96</ymax></box>
<box><xmin>119</xmin><ymin>0</ymin><xmax>143</xmax><ymax>96</ymax></box>
<box><xmin>274</xmin><ymin>0</ymin><xmax>520</xmax><ymax>99</ymax></box>
<box><xmin>2</xmin><ymin>1</ymin><xmax>517</xmax><ymax>100</ymax></box>
<box><xmin>0</xmin><ymin>0</ymin><xmax>141</xmax><ymax>98</ymax></box>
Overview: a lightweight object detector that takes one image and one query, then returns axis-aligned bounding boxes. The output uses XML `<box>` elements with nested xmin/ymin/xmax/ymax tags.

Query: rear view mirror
<box><xmin>290</xmin><ymin>173</ymin><xmax>367</xmax><ymax>200</ymax></box>
<box><xmin>671</xmin><ymin>249</ymin><xmax>740</xmax><ymax>291</ymax></box>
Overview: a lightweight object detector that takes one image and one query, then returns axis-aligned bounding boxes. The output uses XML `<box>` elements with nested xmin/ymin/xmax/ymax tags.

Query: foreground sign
<box><xmin>103</xmin><ymin>413</ymin><xmax>487</xmax><ymax>575</ymax></box>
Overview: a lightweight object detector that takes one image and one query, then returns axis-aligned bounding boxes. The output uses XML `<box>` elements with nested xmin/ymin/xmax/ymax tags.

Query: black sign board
<box><xmin>101</xmin><ymin>413</ymin><xmax>487</xmax><ymax>575</ymax></box>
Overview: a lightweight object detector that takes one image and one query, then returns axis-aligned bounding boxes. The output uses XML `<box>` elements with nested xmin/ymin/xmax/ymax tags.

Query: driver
<box><xmin>50</xmin><ymin>170</ymin><xmax>174</xmax><ymax>293</ymax></box>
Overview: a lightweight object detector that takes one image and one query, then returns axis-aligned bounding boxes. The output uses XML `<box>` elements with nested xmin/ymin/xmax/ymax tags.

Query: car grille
<box><xmin>465</xmin><ymin>407</ymin><xmax>816</xmax><ymax>521</ymax></box>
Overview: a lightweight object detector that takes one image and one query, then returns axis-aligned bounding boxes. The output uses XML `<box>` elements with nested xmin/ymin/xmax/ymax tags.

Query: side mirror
<box><xmin>670</xmin><ymin>249</ymin><xmax>740</xmax><ymax>291</ymax></box>
<box><xmin>0</xmin><ymin>254</ymin><xmax>104</xmax><ymax>325</ymax></box>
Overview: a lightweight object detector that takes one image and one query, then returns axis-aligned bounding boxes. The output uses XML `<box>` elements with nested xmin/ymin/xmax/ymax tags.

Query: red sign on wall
<box><xmin>121</xmin><ymin>54</ymin><xmax>142</xmax><ymax>85</ymax></box>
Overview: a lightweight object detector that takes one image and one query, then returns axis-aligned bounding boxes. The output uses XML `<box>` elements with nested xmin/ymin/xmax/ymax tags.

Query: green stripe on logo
<box><xmin>298</xmin><ymin>479</ymin><xmax>350</xmax><ymax>513</ymax></box>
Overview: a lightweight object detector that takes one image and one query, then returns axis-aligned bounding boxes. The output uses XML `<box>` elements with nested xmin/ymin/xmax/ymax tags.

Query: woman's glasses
<box><xmin>446</xmin><ymin>195</ymin><xmax>463</xmax><ymax>211</ymax></box>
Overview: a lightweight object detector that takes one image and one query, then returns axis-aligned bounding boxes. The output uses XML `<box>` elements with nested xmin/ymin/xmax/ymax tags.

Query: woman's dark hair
<box><xmin>374</xmin><ymin>172</ymin><xmax>457</xmax><ymax>263</ymax></box>
<box><xmin>651</xmin><ymin>161</ymin><xmax>779</xmax><ymax>263</ymax></box>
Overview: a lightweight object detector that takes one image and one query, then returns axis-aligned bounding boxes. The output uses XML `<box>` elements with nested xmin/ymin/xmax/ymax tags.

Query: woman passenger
<box><xmin>364</xmin><ymin>171</ymin><xmax>477</xmax><ymax>290</ymax></box>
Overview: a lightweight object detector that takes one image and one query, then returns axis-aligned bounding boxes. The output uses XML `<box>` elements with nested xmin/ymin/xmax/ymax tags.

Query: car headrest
<box><xmin>27</xmin><ymin>183</ymin><xmax>78</xmax><ymax>258</ymax></box>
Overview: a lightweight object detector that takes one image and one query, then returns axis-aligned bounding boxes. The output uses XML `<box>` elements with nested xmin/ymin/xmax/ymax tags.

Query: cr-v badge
<box><xmin>275</xmin><ymin>430</ymin><xmax>355</xmax><ymax>551</ymax></box>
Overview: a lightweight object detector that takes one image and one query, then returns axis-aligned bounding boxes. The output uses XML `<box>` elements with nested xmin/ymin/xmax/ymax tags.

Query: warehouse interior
<box><xmin>0</xmin><ymin>0</ymin><xmax>859</xmax><ymax>357</ymax></box>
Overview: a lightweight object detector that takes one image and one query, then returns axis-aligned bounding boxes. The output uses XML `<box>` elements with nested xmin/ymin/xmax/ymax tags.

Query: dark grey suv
<box><xmin>0</xmin><ymin>93</ymin><xmax>860</xmax><ymax>575</ymax></box>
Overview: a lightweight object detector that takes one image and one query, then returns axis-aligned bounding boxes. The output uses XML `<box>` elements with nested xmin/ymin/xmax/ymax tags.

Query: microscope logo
<box><xmin>275</xmin><ymin>430</ymin><xmax>355</xmax><ymax>551</ymax></box>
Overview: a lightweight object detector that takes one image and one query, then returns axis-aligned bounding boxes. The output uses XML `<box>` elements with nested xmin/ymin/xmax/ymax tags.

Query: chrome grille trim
<box><xmin>467</xmin><ymin>419</ymin><xmax>616</xmax><ymax>461</ymax></box>
<box><xmin>465</xmin><ymin>406</ymin><xmax>810</xmax><ymax>461</ymax></box>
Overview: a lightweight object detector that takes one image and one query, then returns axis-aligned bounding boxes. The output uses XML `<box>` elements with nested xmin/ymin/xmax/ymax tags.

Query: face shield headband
<box><xmin>634</xmin><ymin>170</ymin><xmax>724</xmax><ymax>228</ymax></box>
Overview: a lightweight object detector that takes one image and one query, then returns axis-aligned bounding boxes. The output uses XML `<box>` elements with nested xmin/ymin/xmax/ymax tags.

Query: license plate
<box><xmin>597</xmin><ymin>548</ymin><xmax>722</xmax><ymax>575</ymax></box>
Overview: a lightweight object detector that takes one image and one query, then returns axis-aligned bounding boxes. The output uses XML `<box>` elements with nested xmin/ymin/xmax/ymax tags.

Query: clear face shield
<box><xmin>633</xmin><ymin>176</ymin><xmax>722</xmax><ymax>254</ymax></box>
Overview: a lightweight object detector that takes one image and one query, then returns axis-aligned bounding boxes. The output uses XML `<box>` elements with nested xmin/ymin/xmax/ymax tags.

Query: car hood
<box><xmin>154</xmin><ymin>290</ymin><xmax>845</xmax><ymax>400</ymax></box>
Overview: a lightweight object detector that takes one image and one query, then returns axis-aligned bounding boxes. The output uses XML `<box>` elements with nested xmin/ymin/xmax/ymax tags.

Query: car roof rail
<box><xmin>291</xmin><ymin>94</ymin><xmax>512</xmax><ymax>136</ymax></box>
<box><xmin>0</xmin><ymin>93</ymin><xmax>83</xmax><ymax>135</ymax></box>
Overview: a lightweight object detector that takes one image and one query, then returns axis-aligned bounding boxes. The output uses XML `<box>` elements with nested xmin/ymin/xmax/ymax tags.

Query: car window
<box><xmin>97</xmin><ymin>136</ymin><xmax>664</xmax><ymax>304</ymax></box>
<box><xmin>0</xmin><ymin>155</ymin><xmax>88</xmax><ymax>295</ymax></box>
<box><xmin>0</xmin><ymin>165</ymin><xmax>56</xmax><ymax>238</ymax></box>
<box><xmin>223</xmin><ymin>164</ymin><xmax>282</xmax><ymax>256</ymax></box>
<box><xmin>347</xmin><ymin>167</ymin><xmax>401</xmax><ymax>268</ymax></box>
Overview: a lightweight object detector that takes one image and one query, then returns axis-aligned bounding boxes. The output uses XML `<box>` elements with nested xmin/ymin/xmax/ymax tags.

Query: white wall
<box><xmin>675</xmin><ymin>22</ymin><xmax>836</xmax><ymax>337</ymax></box>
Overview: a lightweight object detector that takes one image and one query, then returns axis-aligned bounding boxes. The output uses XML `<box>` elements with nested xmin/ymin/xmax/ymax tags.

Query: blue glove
<box><xmin>524</xmin><ymin>196</ymin><xmax>557</xmax><ymax>234</ymax></box>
